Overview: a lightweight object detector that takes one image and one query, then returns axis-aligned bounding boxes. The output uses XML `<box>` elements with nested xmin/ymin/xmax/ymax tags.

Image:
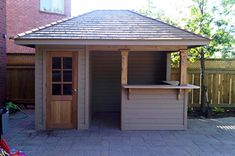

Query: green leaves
<box><xmin>185</xmin><ymin>0</ymin><xmax>234</xmax><ymax>59</ymax></box>
<box><xmin>138</xmin><ymin>0</ymin><xmax>234</xmax><ymax>60</ymax></box>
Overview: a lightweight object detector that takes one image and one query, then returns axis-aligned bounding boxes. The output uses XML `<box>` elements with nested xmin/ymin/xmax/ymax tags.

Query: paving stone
<box><xmin>4</xmin><ymin>110</ymin><xmax>235</xmax><ymax>155</ymax></box>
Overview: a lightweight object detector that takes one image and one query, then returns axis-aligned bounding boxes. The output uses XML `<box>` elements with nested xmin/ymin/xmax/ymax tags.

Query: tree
<box><xmin>210</xmin><ymin>0</ymin><xmax>235</xmax><ymax>58</ymax></box>
<box><xmin>138</xmin><ymin>0</ymin><xmax>235</xmax><ymax>116</ymax></box>
<box><xmin>184</xmin><ymin>0</ymin><xmax>212</xmax><ymax>115</ymax></box>
<box><xmin>184</xmin><ymin>0</ymin><xmax>235</xmax><ymax>115</ymax></box>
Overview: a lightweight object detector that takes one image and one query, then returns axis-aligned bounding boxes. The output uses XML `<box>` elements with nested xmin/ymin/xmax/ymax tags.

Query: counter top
<box><xmin>123</xmin><ymin>84</ymin><xmax>200</xmax><ymax>89</ymax></box>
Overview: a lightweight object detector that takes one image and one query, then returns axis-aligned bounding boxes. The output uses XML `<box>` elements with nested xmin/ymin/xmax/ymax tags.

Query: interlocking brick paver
<box><xmin>4</xmin><ymin>110</ymin><xmax>235</xmax><ymax>156</ymax></box>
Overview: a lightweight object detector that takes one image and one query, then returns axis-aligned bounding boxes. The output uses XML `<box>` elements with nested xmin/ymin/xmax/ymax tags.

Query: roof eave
<box><xmin>14</xmin><ymin>39</ymin><xmax>210</xmax><ymax>48</ymax></box>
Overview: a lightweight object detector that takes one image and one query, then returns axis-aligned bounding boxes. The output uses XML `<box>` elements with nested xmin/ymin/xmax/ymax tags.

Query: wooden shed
<box><xmin>14</xmin><ymin>10</ymin><xmax>209</xmax><ymax>130</ymax></box>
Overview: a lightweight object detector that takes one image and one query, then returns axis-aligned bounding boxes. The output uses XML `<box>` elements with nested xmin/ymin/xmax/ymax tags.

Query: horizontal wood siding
<box><xmin>91</xmin><ymin>51</ymin><xmax>121</xmax><ymax>112</ymax></box>
<box><xmin>128</xmin><ymin>52</ymin><xmax>167</xmax><ymax>84</ymax></box>
<box><xmin>122</xmin><ymin>89</ymin><xmax>186</xmax><ymax>130</ymax></box>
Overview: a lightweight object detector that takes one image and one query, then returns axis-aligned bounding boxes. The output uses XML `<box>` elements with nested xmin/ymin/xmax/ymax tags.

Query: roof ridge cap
<box><xmin>128</xmin><ymin>10</ymin><xmax>211</xmax><ymax>41</ymax></box>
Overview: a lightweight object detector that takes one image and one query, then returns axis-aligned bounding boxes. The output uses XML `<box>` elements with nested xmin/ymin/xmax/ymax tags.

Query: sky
<box><xmin>71</xmin><ymin>0</ymin><xmax>192</xmax><ymax>19</ymax></box>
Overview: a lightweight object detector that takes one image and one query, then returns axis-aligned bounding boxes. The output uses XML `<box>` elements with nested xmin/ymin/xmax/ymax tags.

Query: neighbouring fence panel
<box><xmin>6</xmin><ymin>53</ymin><xmax>35</xmax><ymax>104</ymax></box>
<box><xmin>172</xmin><ymin>59</ymin><xmax>235</xmax><ymax>108</ymax></box>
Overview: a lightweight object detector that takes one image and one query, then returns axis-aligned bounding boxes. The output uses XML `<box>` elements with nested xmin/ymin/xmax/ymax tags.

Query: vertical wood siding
<box><xmin>6</xmin><ymin>67</ymin><xmax>34</xmax><ymax>104</ymax></box>
<box><xmin>6</xmin><ymin>54</ymin><xmax>35</xmax><ymax>104</ymax></box>
<box><xmin>172</xmin><ymin>68</ymin><xmax>235</xmax><ymax>108</ymax></box>
<box><xmin>122</xmin><ymin>89</ymin><xmax>187</xmax><ymax>130</ymax></box>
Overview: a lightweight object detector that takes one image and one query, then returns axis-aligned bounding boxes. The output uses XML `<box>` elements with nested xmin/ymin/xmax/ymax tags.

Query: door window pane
<box><xmin>52</xmin><ymin>71</ymin><xmax>61</xmax><ymax>82</ymax></box>
<box><xmin>51</xmin><ymin>55</ymin><xmax>74</xmax><ymax>96</ymax></box>
<box><xmin>63</xmin><ymin>57</ymin><xmax>72</xmax><ymax>69</ymax></box>
<box><xmin>63</xmin><ymin>84</ymin><xmax>72</xmax><ymax>95</ymax></box>
<box><xmin>63</xmin><ymin>71</ymin><xmax>72</xmax><ymax>82</ymax></box>
<box><xmin>52</xmin><ymin>57</ymin><xmax>61</xmax><ymax>69</ymax></box>
<box><xmin>52</xmin><ymin>84</ymin><xmax>61</xmax><ymax>95</ymax></box>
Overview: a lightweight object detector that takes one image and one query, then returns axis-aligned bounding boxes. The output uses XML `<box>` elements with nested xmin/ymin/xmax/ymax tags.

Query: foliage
<box><xmin>211</xmin><ymin>0</ymin><xmax>235</xmax><ymax>58</ymax></box>
<box><xmin>5</xmin><ymin>101</ymin><xmax>18</xmax><ymax>110</ymax></box>
<box><xmin>171</xmin><ymin>52</ymin><xmax>180</xmax><ymax>67</ymax></box>
<box><xmin>138</xmin><ymin>0</ymin><xmax>235</xmax><ymax>60</ymax></box>
<box><xmin>179</xmin><ymin>0</ymin><xmax>234</xmax><ymax>115</ymax></box>
<box><xmin>185</xmin><ymin>0</ymin><xmax>235</xmax><ymax>60</ymax></box>
<box><xmin>4</xmin><ymin>101</ymin><xmax>19</xmax><ymax>114</ymax></box>
<box><xmin>184</xmin><ymin>0</ymin><xmax>211</xmax><ymax>61</ymax></box>
<box><xmin>212</xmin><ymin>107</ymin><xmax>225</xmax><ymax>113</ymax></box>
<box><xmin>138</xmin><ymin>0</ymin><xmax>234</xmax><ymax>115</ymax></box>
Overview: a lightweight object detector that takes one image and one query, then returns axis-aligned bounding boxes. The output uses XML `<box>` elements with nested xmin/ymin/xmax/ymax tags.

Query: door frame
<box><xmin>45</xmin><ymin>51</ymin><xmax>78</xmax><ymax>129</ymax></box>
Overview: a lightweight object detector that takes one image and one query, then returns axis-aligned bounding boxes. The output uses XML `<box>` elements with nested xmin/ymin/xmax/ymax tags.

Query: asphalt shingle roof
<box><xmin>15</xmin><ymin>10</ymin><xmax>209</xmax><ymax>41</ymax></box>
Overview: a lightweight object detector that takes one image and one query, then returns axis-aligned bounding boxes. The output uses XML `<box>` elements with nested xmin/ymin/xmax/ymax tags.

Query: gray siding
<box><xmin>91</xmin><ymin>51</ymin><xmax>121</xmax><ymax>112</ymax></box>
<box><xmin>85</xmin><ymin>47</ymin><xmax>91</xmax><ymax>129</ymax></box>
<box><xmin>35</xmin><ymin>48</ymin><xmax>44</xmax><ymax>130</ymax></box>
<box><xmin>78</xmin><ymin>49</ymin><xmax>87</xmax><ymax>129</ymax></box>
<box><xmin>34</xmin><ymin>46</ymin><xmax>88</xmax><ymax>130</ymax></box>
<box><xmin>122</xmin><ymin>89</ymin><xmax>187</xmax><ymax>130</ymax></box>
<box><xmin>128</xmin><ymin>52</ymin><xmax>167</xmax><ymax>84</ymax></box>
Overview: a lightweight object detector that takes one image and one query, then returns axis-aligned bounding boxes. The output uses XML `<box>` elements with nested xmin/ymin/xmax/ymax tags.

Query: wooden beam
<box><xmin>120</xmin><ymin>49</ymin><xmax>129</xmax><ymax>85</ymax></box>
<box><xmin>89</xmin><ymin>45</ymin><xmax>187</xmax><ymax>52</ymax></box>
<box><xmin>179</xmin><ymin>49</ymin><xmax>188</xmax><ymax>85</ymax></box>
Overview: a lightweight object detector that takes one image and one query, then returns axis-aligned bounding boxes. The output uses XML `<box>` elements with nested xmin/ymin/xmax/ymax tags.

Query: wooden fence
<box><xmin>6</xmin><ymin>53</ymin><xmax>35</xmax><ymax>105</ymax></box>
<box><xmin>172</xmin><ymin>59</ymin><xmax>235</xmax><ymax>108</ymax></box>
<box><xmin>6</xmin><ymin>55</ymin><xmax>235</xmax><ymax>108</ymax></box>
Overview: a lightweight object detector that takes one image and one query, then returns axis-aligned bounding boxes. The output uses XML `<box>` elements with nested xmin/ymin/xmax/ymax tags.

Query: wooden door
<box><xmin>46</xmin><ymin>52</ymin><xmax>78</xmax><ymax>129</ymax></box>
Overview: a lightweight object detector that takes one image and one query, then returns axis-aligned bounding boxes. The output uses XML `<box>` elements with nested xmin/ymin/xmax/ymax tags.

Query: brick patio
<box><xmin>4</xmin><ymin>110</ymin><xmax>235</xmax><ymax>156</ymax></box>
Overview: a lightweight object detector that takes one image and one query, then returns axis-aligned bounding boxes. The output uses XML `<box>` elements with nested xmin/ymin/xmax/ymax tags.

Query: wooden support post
<box><xmin>121</xmin><ymin>49</ymin><xmax>129</xmax><ymax>85</ymax></box>
<box><xmin>166</xmin><ymin>53</ymin><xmax>171</xmax><ymax>81</ymax></box>
<box><xmin>180</xmin><ymin>49</ymin><xmax>188</xmax><ymax>85</ymax></box>
<box><xmin>178</xmin><ymin>49</ymin><xmax>188</xmax><ymax>99</ymax></box>
<box><xmin>120</xmin><ymin>49</ymin><xmax>129</xmax><ymax>130</ymax></box>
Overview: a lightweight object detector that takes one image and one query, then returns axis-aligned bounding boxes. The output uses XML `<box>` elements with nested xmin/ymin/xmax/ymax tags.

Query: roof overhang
<box><xmin>14</xmin><ymin>39</ymin><xmax>210</xmax><ymax>48</ymax></box>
